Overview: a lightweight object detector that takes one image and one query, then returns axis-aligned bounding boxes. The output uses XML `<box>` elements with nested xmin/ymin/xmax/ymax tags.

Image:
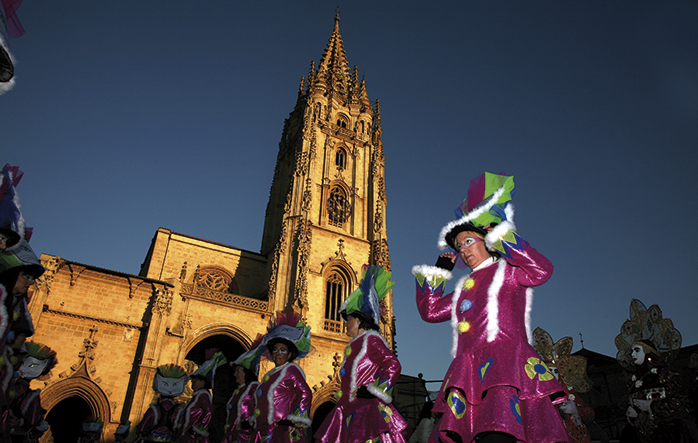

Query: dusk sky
<box><xmin>2</xmin><ymin>1</ymin><xmax>698</xmax><ymax>388</ymax></box>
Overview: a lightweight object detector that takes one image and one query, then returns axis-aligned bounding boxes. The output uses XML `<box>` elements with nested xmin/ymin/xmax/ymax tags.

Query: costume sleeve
<box><xmin>365</xmin><ymin>334</ymin><xmax>401</xmax><ymax>404</ymax></box>
<box><xmin>184</xmin><ymin>392</ymin><xmax>213</xmax><ymax>437</ymax></box>
<box><xmin>412</xmin><ymin>265</ymin><xmax>454</xmax><ymax>323</ymax></box>
<box><xmin>284</xmin><ymin>366</ymin><xmax>313</xmax><ymax>428</ymax></box>
<box><xmin>486</xmin><ymin>222</ymin><xmax>553</xmax><ymax>287</ymax></box>
<box><xmin>137</xmin><ymin>405</ymin><xmax>157</xmax><ymax>436</ymax></box>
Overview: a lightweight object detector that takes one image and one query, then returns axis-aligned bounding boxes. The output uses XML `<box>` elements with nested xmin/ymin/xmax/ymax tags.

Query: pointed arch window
<box><xmin>335</xmin><ymin>148</ymin><xmax>346</xmax><ymax>170</ymax></box>
<box><xmin>324</xmin><ymin>269</ymin><xmax>350</xmax><ymax>332</ymax></box>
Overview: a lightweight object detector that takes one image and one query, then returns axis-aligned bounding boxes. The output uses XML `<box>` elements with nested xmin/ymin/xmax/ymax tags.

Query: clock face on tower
<box><xmin>327</xmin><ymin>188</ymin><xmax>352</xmax><ymax>223</ymax></box>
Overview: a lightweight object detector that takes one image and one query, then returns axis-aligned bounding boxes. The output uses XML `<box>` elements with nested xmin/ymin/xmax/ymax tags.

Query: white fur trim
<box><xmin>437</xmin><ymin>186</ymin><xmax>507</xmax><ymax>250</ymax></box>
<box><xmin>485</xmin><ymin>218</ymin><xmax>517</xmax><ymax>250</ymax></box>
<box><xmin>411</xmin><ymin>265</ymin><xmax>453</xmax><ymax>280</ymax></box>
<box><xmin>236</xmin><ymin>382</ymin><xmax>258</xmax><ymax>427</ymax></box>
<box><xmin>525</xmin><ymin>288</ymin><xmax>534</xmax><ymax>345</ymax></box>
<box><xmin>366</xmin><ymin>383</ymin><xmax>393</xmax><ymax>404</ymax></box>
<box><xmin>486</xmin><ymin>260</ymin><xmax>507</xmax><ymax>342</ymax></box>
<box><xmin>285</xmin><ymin>413</ymin><xmax>312</xmax><ymax>427</ymax></box>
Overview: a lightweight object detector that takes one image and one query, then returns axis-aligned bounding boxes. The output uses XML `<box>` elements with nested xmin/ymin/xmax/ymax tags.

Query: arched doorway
<box><xmin>44</xmin><ymin>396</ymin><xmax>92</xmax><ymax>442</ymax></box>
<box><xmin>181</xmin><ymin>329</ymin><xmax>250</xmax><ymax>443</ymax></box>
<box><xmin>38</xmin><ymin>369</ymin><xmax>111</xmax><ymax>443</ymax></box>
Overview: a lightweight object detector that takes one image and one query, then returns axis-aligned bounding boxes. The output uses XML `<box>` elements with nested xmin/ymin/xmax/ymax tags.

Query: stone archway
<box><xmin>178</xmin><ymin>323</ymin><xmax>254</xmax><ymax>443</ymax></box>
<box><xmin>39</xmin><ymin>373</ymin><xmax>112</xmax><ymax>443</ymax></box>
<box><xmin>311</xmin><ymin>382</ymin><xmax>340</xmax><ymax>438</ymax></box>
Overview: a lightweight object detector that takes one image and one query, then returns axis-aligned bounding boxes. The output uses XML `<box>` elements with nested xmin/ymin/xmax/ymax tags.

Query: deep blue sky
<box><xmin>2</xmin><ymin>2</ymin><xmax>698</xmax><ymax>387</ymax></box>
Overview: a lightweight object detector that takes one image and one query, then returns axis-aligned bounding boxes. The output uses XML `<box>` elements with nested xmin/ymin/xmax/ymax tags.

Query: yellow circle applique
<box><xmin>458</xmin><ymin>321</ymin><xmax>471</xmax><ymax>334</ymax></box>
<box><xmin>335</xmin><ymin>390</ymin><xmax>343</xmax><ymax>400</ymax></box>
<box><xmin>254</xmin><ymin>409</ymin><xmax>261</xmax><ymax>417</ymax></box>
<box><xmin>463</xmin><ymin>278</ymin><xmax>475</xmax><ymax>291</ymax></box>
<box><xmin>263</xmin><ymin>374</ymin><xmax>270</xmax><ymax>382</ymax></box>
<box><xmin>344</xmin><ymin>347</ymin><xmax>352</xmax><ymax>357</ymax></box>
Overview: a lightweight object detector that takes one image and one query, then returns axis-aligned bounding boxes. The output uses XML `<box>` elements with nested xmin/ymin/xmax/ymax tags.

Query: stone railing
<box><xmin>181</xmin><ymin>283</ymin><xmax>268</xmax><ymax>312</ymax></box>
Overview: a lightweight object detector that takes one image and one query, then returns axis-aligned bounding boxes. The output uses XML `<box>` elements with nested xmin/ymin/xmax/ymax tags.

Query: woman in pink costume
<box><xmin>412</xmin><ymin>173</ymin><xmax>568</xmax><ymax>443</ymax></box>
<box><xmin>249</xmin><ymin>312</ymin><xmax>312</xmax><ymax>443</ymax></box>
<box><xmin>221</xmin><ymin>350</ymin><xmax>260</xmax><ymax>443</ymax></box>
<box><xmin>315</xmin><ymin>265</ymin><xmax>408</xmax><ymax>443</ymax></box>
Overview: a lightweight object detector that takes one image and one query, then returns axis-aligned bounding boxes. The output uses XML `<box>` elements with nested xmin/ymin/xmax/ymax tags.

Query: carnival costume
<box><xmin>0</xmin><ymin>164</ymin><xmax>43</xmax><ymax>441</ymax></box>
<box><xmin>315</xmin><ymin>266</ymin><xmax>408</xmax><ymax>443</ymax></box>
<box><xmin>239</xmin><ymin>311</ymin><xmax>312</xmax><ymax>443</ymax></box>
<box><xmin>77</xmin><ymin>416</ymin><xmax>103</xmax><ymax>443</ymax></box>
<box><xmin>177</xmin><ymin>351</ymin><xmax>226</xmax><ymax>443</ymax></box>
<box><xmin>4</xmin><ymin>342</ymin><xmax>55</xmax><ymax>442</ymax></box>
<box><xmin>533</xmin><ymin>328</ymin><xmax>594</xmax><ymax>443</ymax></box>
<box><xmin>615</xmin><ymin>299</ymin><xmax>698</xmax><ymax>443</ymax></box>
<box><xmin>222</xmin><ymin>337</ymin><xmax>262</xmax><ymax>443</ymax></box>
<box><xmin>413</xmin><ymin>172</ymin><xmax>568</xmax><ymax>443</ymax></box>
<box><xmin>0</xmin><ymin>0</ymin><xmax>25</xmax><ymax>94</ymax></box>
<box><xmin>135</xmin><ymin>364</ymin><xmax>188</xmax><ymax>443</ymax></box>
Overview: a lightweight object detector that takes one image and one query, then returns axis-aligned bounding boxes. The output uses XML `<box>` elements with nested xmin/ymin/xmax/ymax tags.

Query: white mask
<box><xmin>631</xmin><ymin>345</ymin><xmax>646</xmax><ymax>365</ymax></box>
<box><xmin>17</xmin><ymin>356</ymin><xmax>49</xmax><ymax>379</ymax></box>
<box><xmin>548</xmin><ymin>366</ymin><xmax>560</xmax><ymax>380</ymax></box>
<box><xmin>154</xmin><ymin>374</ymin><xmax>186</xmax><ymax>397</ymax></box>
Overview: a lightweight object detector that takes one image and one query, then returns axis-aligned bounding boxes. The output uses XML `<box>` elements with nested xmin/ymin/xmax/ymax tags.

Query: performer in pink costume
<box><xmin>315</xmin><ymin>265</ymin><xmax>408</xmax><ymax>443</ymax></box>
<box><xmin>177</xmin><ymin>351</ymin><xmax>226</xmax><ymax>443</ymax></box>
<box><xmin>221</xmin><ymin>347</ymin><xmax>261</xmax><ymax>443</ymax></box>
<box><xmin>135</xmin><ymin>364</ymin><xmax>188</xmax><ymax>443</ymax></box>
<box><xmin>244</xmin><ymin>311</ymin><xmax>312</xmax><ymax>443</ymax></box>
<box><xmin>412</xmin><ymin>172</ymin><xmax>568</xmax><ymax>443</ymax></box>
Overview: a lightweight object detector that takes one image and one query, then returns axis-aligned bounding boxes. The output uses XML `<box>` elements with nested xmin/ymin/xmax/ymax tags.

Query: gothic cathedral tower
<box><xmin>261</xmin><ymin>14</ymin><xmax>395</xmax><ymax>357</ymax></box>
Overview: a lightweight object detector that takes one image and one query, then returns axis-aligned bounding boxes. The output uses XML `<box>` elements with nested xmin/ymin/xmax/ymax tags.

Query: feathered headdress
<box><xmin>614</xmin><ymin>298</ymin><xmax>681</xmax><ymax>370</ymax></box>
<box><xmin>156</xmin><ymin>363</ymin><xmax>188</xmax><ymax>379</ymax></box>
<box><xmin>340</xmin><ymin>265</ymin><xmax>394</xmax><ymax>328</ymax></box>
<box><xmin>532</xmin><ymin>327</ymin><xmax>592</xmax><ymax>393</ymax></box>
<box><xmin>438</xmin><ymin>172</ymin><xmax>515</xmax><ymax>252</ymax></box>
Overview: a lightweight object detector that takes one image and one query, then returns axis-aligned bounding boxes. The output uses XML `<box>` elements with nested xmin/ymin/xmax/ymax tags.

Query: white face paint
<box><xmin>548</xmin><ymin>366</ymin><xmax>560</xmax><ymax>380</ymax></box>
<box><xmin>17</xmin><ymin>356</ymin><xmax>49</xmax><ymax>379</ymax></box>
<box><xmin>155</xmin><ymin>375</ymin><xmax>186</xmax><ymax>397</ymax></box>
<box><xmin>631</xmin><ymin>345</ymin><xmax>646</xmax><ymax>365</ymax></box>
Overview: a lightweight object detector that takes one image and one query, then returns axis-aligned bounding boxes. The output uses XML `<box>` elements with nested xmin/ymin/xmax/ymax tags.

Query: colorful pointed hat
<box><xmin>340</xmin><ymin>265</ymin><xmax>394</xmax><ymax>328</ymax></box>
<box><xmin>0</xmin><ymin>239</ymin><xmax>44</xmax><ymax>277</ymax></box>
<box><xmin>438</xmin><ymin>171</ymin><xmax>515</xmax><ymax>251</ymax></box>
<box><xmin>232</xmin><ymin>333</ymin><xmax>264</xmax><ymax>376</ymax></box>
<box><xmin>264</xmin><ymin>311</ymin><xmax>311</xmax><ymax>360</ymax></box>
<box><xmin>191</xmin><ymin>349</ymin><xmax>227</xmax><ymax>389</ymax></box>
<box><xmin>236</xmin><ymin>311</ymin><xmax>312</xmax><ymax>365</ymax></box>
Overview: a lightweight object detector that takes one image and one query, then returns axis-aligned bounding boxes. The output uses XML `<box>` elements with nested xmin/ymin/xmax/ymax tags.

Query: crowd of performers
<box><xmin>1</xmin><ymin>165</ymin><xmax>697</xmax><ymax>443</ymax></box>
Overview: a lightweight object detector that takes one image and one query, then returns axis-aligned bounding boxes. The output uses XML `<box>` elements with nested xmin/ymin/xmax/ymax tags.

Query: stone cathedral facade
<box><xmin>26</xmin><ymin>15</ymin><xmax>396</xmax><ymax>442</ymax></box>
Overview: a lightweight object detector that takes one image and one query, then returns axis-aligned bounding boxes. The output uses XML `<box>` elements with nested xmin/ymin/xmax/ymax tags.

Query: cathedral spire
<box><xmin>315</xmin><ymin>11</ymin><xmax>351</xmax><ymax>96</ymax></box>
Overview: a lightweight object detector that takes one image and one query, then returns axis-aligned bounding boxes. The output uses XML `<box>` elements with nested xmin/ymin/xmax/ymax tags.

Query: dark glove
<box><xmin>278</xmin><ymin>419</ymin><xmax>294</xmax><ymax>427</ymax></box>
<box><xmin>356</xmin><ymin>386</ymin><xmax>375</xmax><ymax>399</ymax></box>
<box><xmin>241</xmin><ymin>421</ymin><xmax>253</xmax><ymax>430</ymax></box>
<box><xmin>435</xmin><ymin>255</ymin><xmax>455</xmax><ymax>271</ymax></box>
